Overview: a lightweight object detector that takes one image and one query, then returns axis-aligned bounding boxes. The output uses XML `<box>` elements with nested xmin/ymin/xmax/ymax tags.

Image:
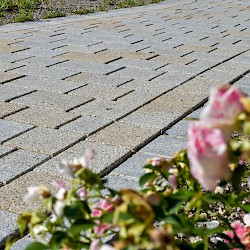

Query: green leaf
<box><xmin>64</xmin><ymin>203</ymin><xmax>84</xmax><ymax>220</ymax></box>
<box><xmin>243</xmin><ymin>121</ymin><xmax>250</xmax><ymax>135</ymax></box>
<box><xmin>231</xmin><ymin>165</ymin><xmax>245</xmax><ymax>192</ymax></box>
<box><xmin>164</xmin><ymin>215</ymin><xmax>193</xmax><ymax>233</ymax></box>
<box><xmin>143</xmin><ymin>164</ymin><xmax>161</xmax><ymax>171</ymax></box>
<box><xmin>139</xmin><ymin>173</ymin><xmax>155</xmax><ymax>187</ymax></box>
<box><xmin>239</xmin><ymin>204</ymin><xmax>250</xmax><ymax>212</ymax></box>
<box><xmin>25</xmin><ymin>242</ymin><xmax>48</xmax><ymax>250</ymax></box>
<box><xmin>68</xmin><ymin>222</ymin><xmax>95</xmax><ymax>235</ymax></box>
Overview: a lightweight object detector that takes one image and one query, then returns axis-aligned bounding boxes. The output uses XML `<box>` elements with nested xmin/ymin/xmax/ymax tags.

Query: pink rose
<box><xmin>94</xmin><ymin>220</ymin><xmax>111</xmax><ymax>236</ymax></box>
<box><xmin>201</xmin><ymin>86</ymin><xmax>245</xmax><ymax>137</ymax></box>
<box><xmin>226</xmin><ymin>220</ymin><xmax>250</xmax><ymax>249</ymax></box>
<box><xmin>232</xmin><ymin>221</ymin><xmax>245</xmax><ymax>241</ymax></box>
<box><xmin>188</xmin><ymin>122</ymin><xmax>229</xmax><ymax>191</ymax></box>
<box><xmin>92</xmin><ymin>199</ymin><xmax>115</xmax><ymax>218</ymax></box>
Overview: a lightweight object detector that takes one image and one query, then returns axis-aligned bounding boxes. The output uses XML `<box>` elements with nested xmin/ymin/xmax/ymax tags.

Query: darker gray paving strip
<box><xmin>0</xmin><ymin>119</ymin><xmax>34</xmax><ymax>144</ymax></box>
<box><xmin>0</xmin><ymin>210</ymin><xmax>19</xmax><ymax>249</ymax></box>
<box><xmin>0</xmin><ymin>150</ymin><xmax>49</xmax><ymax>184</ymax></box>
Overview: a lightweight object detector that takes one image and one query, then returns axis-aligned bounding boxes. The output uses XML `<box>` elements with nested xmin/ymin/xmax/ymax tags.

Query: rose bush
<box><xmin>5</xmin><ymin>85</ymin><xmax>250</xmax><ymax>250</ymax></box>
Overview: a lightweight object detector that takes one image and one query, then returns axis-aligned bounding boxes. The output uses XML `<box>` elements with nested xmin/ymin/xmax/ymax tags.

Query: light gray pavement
<box><xmin>0</xmin><ymin>0</ymin><xmax>249</xmax><ymax>247</ymax></box>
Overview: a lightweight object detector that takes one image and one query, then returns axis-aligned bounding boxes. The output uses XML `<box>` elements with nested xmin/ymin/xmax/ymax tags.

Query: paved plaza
<box><xmin>0</xmin><ymin>0</ymin><xmax>249</xmax><ymax>247</ymax></box>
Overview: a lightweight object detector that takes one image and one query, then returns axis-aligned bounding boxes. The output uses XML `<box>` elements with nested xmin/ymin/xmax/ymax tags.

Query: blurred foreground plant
<box><xmin>6</xmin><ymin>84</ymin><xmax>250</xmax><ymax>250</ymax></box>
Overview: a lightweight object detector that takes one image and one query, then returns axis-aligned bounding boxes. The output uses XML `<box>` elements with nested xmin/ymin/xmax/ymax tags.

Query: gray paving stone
<box><xmin>65</xmin><ymin>71</ymin><xmax>132</xmax><ymax>87</ymax></box>
<box><xmin>11</xmin><ymin>90</ymin><xmax>92</xmax><ymax>111</ymax></box>
<box><xmin>0</xmin><ymin>145</ymin><xmax>15</xmax><ymax>158</ymax></box>
<box><xmin>86</xmin><ymin>121</ymin><xmax>159</xmax><ymax>150</ymax></box>
<box><xmin>4</xmin><ymin>127</ymin><xmax>84</xmax><ymax>156</ymax></box>
<box><xmin>107</xmin><ymin>67</ymin><xmax>165</xmax><ymax>81</ymax></box>
<box><xmin>109</xmin><ymin>58</ymin><xmax>166</xmax><ymax>70</ymax></box>
<box><xmin>0</xmin><ymin>150</ymin><xmax>48</xmax><ymax>184</ymax></box>
<box><xmin>51</xmin><ymin>60</ymin><xmax>122</xmax><ymax>75</ymax></box>
<box><xmin>199</xmin><ymin>69</ymin><xmax>243</xmax><ymax>83</ymax></box>
<box><xmin>0</xmin><ymin>102</ymin><xmax>26</xmax><ymax>119</ymax></box>
<box><xmin>0</xmin><ymin>119</ymin><xmax>33</xmax><ymax>143</ymax></box>
<box><xmin>11</xmin><ymin>235</ymin><xmax>33</xmax><ymax>250</ymax></box>
<box><xmin>5</xmin><ymin>75</ymin><xmax>84</xmax><ymax>94</ymax></box>
<box><xmin>112</xmin><ymin>152</ymin><xmax>156</xmax><ymax>178</ymax></box>
<box><xmin>35</xmin><ymin>140</ymin><xmax>131</xmax><ymax>176</ymax></box>
<box><xmin>71</xmin><ymin>99</ymin><xmax>138</xmax><ymax>121</ymax></box>
<box><xmin>165</xmin><ymin>120</ymin><xmax>190</xmax><ymax>139</ymax></box>
<box><xmin>16</xmin><ymin>56</ymin><xmax>66</xmax><ymax>67</ymax></box>
<box><xmin>68</xmin><ymin>84</ymin><xmax>131</xmax><ymax>100</ymax></box>
<box><xmin>0</xmin><ymin>71</ymin><xmax>24</xmax><ymax>84</ymax></box>
<box><xmin>10</xmin><ymin>65</ymin><xmax>80</xmax><ymax>80</ymax></box>
<box><xmin>5</xmin><ymin>107</ymin><xmax>80</xmax><ymax>128</ymax></box>
<box><xmin>60</xmin><ymin>115</ymin><xmax>112</xmax><ymax>135</ymax></box>
<box><xmin>0</xmin><ymin>210</ymin><xmax>18</xmax><ymax>241</ymax></box>
<box><xmin>13</xmin><ymin>47</ymin><xmax>68</xmax><ymax>58</ymax></box>
<box><xmin>121</xmin><ymin>109</ymin><xmax>175</xmax><ymax>129</ymax></box>
<box><xmin>0</xmin><ymin>171</ymin><xmax>71</xmax><ymax>213</ymax></box>
<box><xmin>0</xmin><ymin>85</ymin><xmax>33</xmax><ymax>102</ymax></box>
<box><xmin>120</xmin><ymin>78</ymin><xmax>178</xmax><ymax>94</ymax></box>
<box><xmin>105</xmin><ymin>173</ymin><xmax>139</xmax><ymax>191</ymax></box>
<box><xmin>140</xmin><ymin>135</ymin><xmax>187</xmax><ymax>158</ymax></box>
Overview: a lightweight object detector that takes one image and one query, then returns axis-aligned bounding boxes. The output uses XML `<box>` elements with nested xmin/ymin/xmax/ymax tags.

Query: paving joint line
<box><xmin>0</xmin><ymin>126</ymin><xmax>35</xmax><ymax>145</ymax></box>
<box><xmin>0</xmin><ymin>106</ymin><xmax>29</xmax><ymax>119</ymax></box>
<box><xmin>5</xmin><ymin>90</ymin><xmax>37</xmax><ymax>103</ymax></box>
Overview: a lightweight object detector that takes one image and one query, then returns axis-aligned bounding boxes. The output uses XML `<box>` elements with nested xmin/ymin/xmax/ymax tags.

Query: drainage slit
<box><xmin>105</xmin><ymin>67</ymin><xmax>125</xmax><ymax>76</ymax></box>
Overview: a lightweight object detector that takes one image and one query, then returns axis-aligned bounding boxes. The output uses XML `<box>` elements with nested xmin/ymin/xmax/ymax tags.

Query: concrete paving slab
<box><xmin>64</xmin><ymin>71</ymin><xmax>132</xmax><ymax>86</ymax></box>
<box><xmin>0</xmin><ymin>102</ymin><xmax>26</xmax><ymax>119</ymax></box>
<box><xmin>68</xmin><ymin>83</ymin><xmax>131</xmax><ymax>100</ymax></box>
<box><xmin>0</xmin><ymin>119</ymin><xmax>33</xmax><ymax>144</ymax></box>
<box><xmin>86</xmin><ymin>121</ymin><xmax>159</xmax><ymax>150</ymax></box>
<box><xmin>0</xmin><ymin>145</ymin><xmax>15</xmax><ymax>158</ymax></box>
<box><xmin>140</xmin><ymin>135</ymin><xmax>187</xmax><ymax>158</ymax></box>
<box><xmin>11</xmin><ymin>235</ymin><xmax>33</xmax><ymax>250</ymax></box>
<box><xmin>11</xmin><ymin>90</ymin><xmax>93</xmax><ymax>111</ymax></box>
<box><xmin>51</xmin><ymin>60</ymin><xmax>122</xmax><ymax>75</ymax></box>
<box><xmin>0</xmin><ymin>210</ymin><xmax>18</xmax><ymax>241</ymax></box>
<box><xmin>57</xmin><ymin>51</ymin><xmax>121</xmax><ymax>64</ymax></box>
<box><xmin>70</xmin><ymin>99</ymin><xmax>138</xmax><ymax>121</ymax></box>
<box><xmin>0</xmin><ymin>150</ymin><xmax>48</xmax><ymax>184</ymax></box>
<box><xmin>60</xmin><ymin>115</ymin><xmax>112</xmax><ymax>135</ymax></box>
<box><xmin>5</xmin><ymin>107</ymin><xmax>80</xmax><ymax>128</ymax></box>
<box><xmin>0</xmin><ymin>85</ymin><xmax>33</xmax><ymax>102</ymax></box>
<box><xmin>0</xmin><ymin>71</ymin><xmax>24</xmax><ymax>84</ymax></box>
<box><xmin>105</xmin><ymin>173</ymin><xmax>139</xmax><ymax>191</ymax></box>
<box><xmin>35</xmin><ymin>140</ymin><xmax>131</xmax><ymax>176</ymax></box>
<box><xmin>10</xmin><ymin>64</ymin><xmax>81</xmax><ymax>80</ymax></box>
<box><xmin>97</xmin><ymin>49</ymin><xmax>157</xmax><ymax>60</ymax></box>
<box><xmin>5</xmin><ymin>75</ymin><xmax>84</xmax><ymax>94</ymax></box>
<box><xmin>4</xmin><ymin>127</ymin><xmax>84</xmax><ymax>156</ymax></box>
<box><xmin>0</xmin><ymin>171</ymin><xmax>71</xmax><ymax>213</ymax></box>
<box><xmin>111</xmin><ymin>152</ymin><xmax>156</xmax><ymax>178</ymax></box>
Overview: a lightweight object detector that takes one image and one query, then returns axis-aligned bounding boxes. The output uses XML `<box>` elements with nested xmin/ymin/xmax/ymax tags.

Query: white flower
<box><xmin>90</xmin><ymin>239</ymin><xmax>101</xmax><ymax>250</ymax></box>
<box><xmin>76</xmin><ymin>188</ymin><xmax>87</xmax><ymax>201</ymax></box>
<box><xmin>100</xmin><ymin>245</ymin><xmax>115</xmax><ymax>250</ymax></box>
<box><xmin>58</xmin><ymin>160</ymin><xmax>74</xmax><ymax>177</ymax></box>
<box><xmin>54</xmin><ymin>200</ymin><xmax>65</xmax><ymax>217</ymax></box>
<box><xmin>243</xmin><ymin>213</ymin><xmax>250</xmax><ymax>227</ymax></box>
<box><xmin>32</xmin><ymin>225</ymin><xmax>47</xmax><ymax>237</ymax></box>
<box><xmin>23</xmin><ymin>186</ymin><xmax>50</xmax><ymax>203</ymax></box>
<box><xmin>80</xmin><ymin>148</ymin><xmax>96</xmax><ymax>167</ymax></box>
<box><xmin>49</xmin><ymin>213</ymin><xmax>58</xmax><ymax>223</ymax></box>
<box><xmin>55</xmin><ymin>188</ymin><xmax>67</xmax><ymax>201</ymax></box>
<box><xmin>197</xmin><ymin>220</ymin><xmax>219</xmax><ymax>229</ymax></box>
